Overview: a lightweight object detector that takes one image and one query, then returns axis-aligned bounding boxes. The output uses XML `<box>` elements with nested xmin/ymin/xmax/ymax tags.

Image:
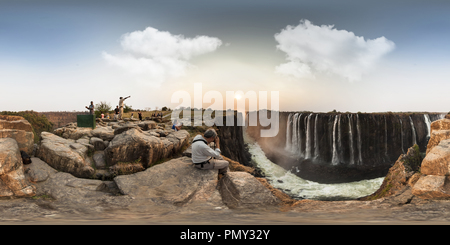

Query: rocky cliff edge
<box><xmin>361</xmin><ymin>115</ymin><xmax>450</xmax><ymax>202</ymax></box>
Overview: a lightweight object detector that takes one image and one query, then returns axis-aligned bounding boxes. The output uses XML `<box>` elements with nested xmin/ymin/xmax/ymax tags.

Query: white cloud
<box><xmin>102</xmin><ymin>27</ymin><xmax>222</xmax><ymax>86</ymax></box>
<box><xmin>274</xmin><ymin>20</ymin><xmax>395</xmax><ymax>82</ymax></box>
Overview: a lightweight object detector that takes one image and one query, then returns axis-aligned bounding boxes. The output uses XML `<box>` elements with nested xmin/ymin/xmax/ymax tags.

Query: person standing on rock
<box><xmin>118</xmin><ymin>96</ymin><xmax>130</xmax><ymax>120</ymax></box>
<box><xmin>85</xmin><ymin>101</ymin><xmax>94</xmax><ymax>115</ymax></box>
<box><xmin>191</xmin><ymin>128</ymin><xmax>229</xmax><ymax>175</ymax></box>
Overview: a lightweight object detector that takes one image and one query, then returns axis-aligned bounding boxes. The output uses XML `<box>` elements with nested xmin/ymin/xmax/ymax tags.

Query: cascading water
<box><xmin>291</xmin><ymin>113</ymin><xmax>299</xmax><ymax>153</ymax></box>
<box><xmin>424</xmin><ymin>114</ymin><xmax>431</xmax><ymax>139</ymax></box>
<box><xmin>356</xmin><ymin>114</ymin><xmax>362</xmax><ymax>164</ymax></box>
<box><xmin>348</xmin><ymin>114</ymin><xmax>354</xmax><ymax>165</ymax></box>
<box><xmin>285</xmin><ymin>113</ymin><xmax>292</xmax><ymax>151</ymax></box>
<box><xmin>331</xmin><ymin>114</ymin><xmax>339</xmax><ymax>165</ymax></box>
<box><xmin>245</xmin><ymin>130</ymin><xmax>384</xmax><ymax>200</ymax></box>
<box><xmin>305</xmin><ymin>113</ymin><xmax>313</xmax><ymax>159</ymax></box>
<box><xmin>409</xmin><ymin>116</ymin><xmax>417</xmax><ymax>146</ymax></box>
<box><xmin>314</xmin><ymin>114</ymin><xmax>319</xmax><ymax>159</ymax></box>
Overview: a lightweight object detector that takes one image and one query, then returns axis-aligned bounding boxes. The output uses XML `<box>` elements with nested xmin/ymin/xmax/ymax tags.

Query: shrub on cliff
<box><xmin>1</xmin><ymin>111</ymin><xmax>53</xmax><ymax>143</ymax></box>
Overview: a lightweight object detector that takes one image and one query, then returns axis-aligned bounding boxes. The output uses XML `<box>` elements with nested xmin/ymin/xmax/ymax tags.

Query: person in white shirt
<box><xmin>191</xmin><ymin>128</ymin><xmax>229</xmax><ymax>175</ymax></box>
<box><xmin>118</xmin><ymin>96</ymin><xmax>130</xmax><ymax>120</ymax></box>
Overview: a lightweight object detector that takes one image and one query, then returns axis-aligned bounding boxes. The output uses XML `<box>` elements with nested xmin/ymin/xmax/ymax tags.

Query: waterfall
<box><xmin>332</xmin><ymin>114</ymin><xmax>339</xmax><ymax>165</ymax></box>
<box><xmin>348</xmin><ymin>114</ymin><xmax>354</xmax><ymax>165</ymax></box>
<box><xmin>314</xmin><ymin>114</ymin><xmax>319</xmax><ymax>159</ymax></box>
<box><xmin>305</xmin><ymin>113</ymin><xmax>313</xmax><ymax>159</ymax></box>
<box><xmin>409</xmin><ymin>116</ymin><xmax>417</xmax><ymax>146</ymax></box>
<box><xmin>298</xmin><ymin>113</ymin><xmax>304</xmax><ymax>157</ymax></box>
<box><xmin>291</xmin><ymin>113</ymin><xmax>299</xmax><ymax>153</ymax></box>
<box><xmin>424</xmin><ymin>114</ymin><xmax>431</xmax><ymax>139</ymax></box>
<box><xmin>356</xmin><ymin>114</ymin><xmax>362</xmax><ymax>164</ymax></box>
<box><xmin>282</xmin><ymin>112</ymin><xmax>443</xmax><ymax>168</ymax></box>
<box><xmin>285</xmin><ymin>113</ymin><xmax>293</xmax><ymax>151</ymax></box>
<box><xmin>337</xmin><ymin>114</ymin><xmax>342</xmax><ymax>162</ymax></box>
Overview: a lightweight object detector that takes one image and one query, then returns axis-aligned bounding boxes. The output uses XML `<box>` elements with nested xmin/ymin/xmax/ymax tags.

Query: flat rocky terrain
<box><xmin>2</xmin><ymin>188</ymin><xmax>450</xmax><ymax>225</ymax></box>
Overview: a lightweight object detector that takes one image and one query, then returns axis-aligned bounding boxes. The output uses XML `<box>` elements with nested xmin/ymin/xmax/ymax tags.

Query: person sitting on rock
<box><xmin>191</xmin><ymin>128</ymin><xmax>229</xmax><ymax>175</ymax></box>
<box><xmin>172</xmin><ymin>120</ymin><xmax>182</xmax><ymax>131</ymax></box>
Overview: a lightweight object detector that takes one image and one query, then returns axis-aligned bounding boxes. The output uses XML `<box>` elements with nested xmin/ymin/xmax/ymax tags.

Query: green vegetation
<box><xmin>94</xmin><ymin>101</ymin><xmax>112</xmax><ymax>118</ymax></box>
<box><xmin>402</xmin><ymin>144</ymin><xmax>422</xmax><ymax>172</ymax></box>
<box><xmin>31</xmin><ymin>194</ymin><xmax>53</xmax><ymax>200</ymax></box>
<box><xmin>1</xmin><ymin>111</ymin><xmax>53</xmax><ymax>143</ymax></box>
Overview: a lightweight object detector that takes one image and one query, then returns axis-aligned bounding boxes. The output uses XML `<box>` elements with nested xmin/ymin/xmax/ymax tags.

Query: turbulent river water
<box><xmin>244</xmin><ymin>131</ymin><xmax>384</xmax><ymax>201</ymax></box>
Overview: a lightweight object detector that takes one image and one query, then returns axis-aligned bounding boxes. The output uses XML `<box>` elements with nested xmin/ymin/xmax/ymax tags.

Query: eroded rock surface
<box><xmin>0</xmin><ymin>138</ymin><xmax>36</xmax><ymax>197</ymax></box>
<box><xmin>219</xmin><ymin>171</ymin><xmax>280</xmax><ymax>209</ymax></box>
<box><xmin>35</xmin><ymin>132</ymin><xmax>95</xmax><ymax>178</ymax></box>
<box><xmin>0</xmin><ymin>115</ymin><xmax>34</xmax><ymax>154</ymax></box>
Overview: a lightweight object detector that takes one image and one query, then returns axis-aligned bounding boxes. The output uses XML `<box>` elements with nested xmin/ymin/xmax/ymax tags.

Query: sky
<box><xmin>1</xmin><ymin>0</ymin><xmax>450</xmax><ymax>113</ymax></box>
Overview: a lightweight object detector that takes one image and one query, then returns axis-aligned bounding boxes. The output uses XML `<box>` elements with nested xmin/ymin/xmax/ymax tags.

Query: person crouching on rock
<box><xmin>192</xmin><ymin>128</ymin><xmax>229</xmax><ymax>175</ymax></box>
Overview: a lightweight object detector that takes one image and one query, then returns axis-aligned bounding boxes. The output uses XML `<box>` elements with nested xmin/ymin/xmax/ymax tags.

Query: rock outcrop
<box><xmin>27</xmin><ymin>157</ymin><xmax>123</xmax><ymax>205</ymax></box>
<box><xmin>23</xmin><ymin>154</ymin><xmax>282</xmax><ymax>210</ymax></box>
<box><xmin>41</xmin><ymin>119</ymin><xmax>190</xmax><ymax>179</ymax></box>
<box><xmin>218</xmin><ymin>171</ymin><xmax>280</xmax><ymax>208</ymax></box>
<box><xmin>420</xmin><ymin>139</ymin><xmax>450</xmax><ymax>176</ymax></box>
<box><xmin>0</xmin><ymin>138</ymin><xmax>36</xmax><ymax>197</ymax></box>
<box><xmin>0</xmin><ymin>114</ymin><xmax>283</xmax><ymax>210</ymax></box>
<box><xmin>105</xmin><ymin>128</ymin><xmax>189</xmax><ymax>168</ymax></box>
<box><xmin>409</xmin><ymin>116</ymin><xmax>450</xmax><ymax>200</ymax></box>
<box><xmin>412</xmin><ymin>175</ymin><xmax>450</xmax><ymax>200</ymax></box>
<box><xmin>114</xmin><ymin>156</ymin><xmax>222</xmax><ymax>207</ymax></box>
<box><xmin>360</xmin><ymin>116</ymin><xmax>450</xmax><ymax>201</ymax></box>
<box><xmin>36</xmin><ymin>132</ymin><xmax>95</xmax><ymax>178</ymax></box>
<box><xmin>0</xmin><ymin>115</ymin><xmax>34</xmax><ymax>155</ymax></box>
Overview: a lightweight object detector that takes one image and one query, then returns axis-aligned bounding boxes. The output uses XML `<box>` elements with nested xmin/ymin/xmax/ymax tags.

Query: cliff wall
<box><xmin>216</xmin><ymin>114</ymin><xmax>253</xmax><ymax>171</ymax></box>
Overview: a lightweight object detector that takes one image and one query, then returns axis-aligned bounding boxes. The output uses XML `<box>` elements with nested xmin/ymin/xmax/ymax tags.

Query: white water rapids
<box><xmin>244</xmin><ymin>132</ymin><xmax>384</xmax><ymax>201</ymax></box>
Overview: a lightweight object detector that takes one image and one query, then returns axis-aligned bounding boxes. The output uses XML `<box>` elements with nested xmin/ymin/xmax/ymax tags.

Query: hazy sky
<box><xmin>1</xmin><ymin>0</ymin><xmax>450</xmax><ymax>113</ymax></box>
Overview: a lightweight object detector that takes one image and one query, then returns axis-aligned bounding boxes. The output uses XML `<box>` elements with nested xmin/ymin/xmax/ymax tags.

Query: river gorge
<box><xmin>246</xmin><ymin>112</ymin><xmax>445</xmax><ymax>186</ymax></box>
